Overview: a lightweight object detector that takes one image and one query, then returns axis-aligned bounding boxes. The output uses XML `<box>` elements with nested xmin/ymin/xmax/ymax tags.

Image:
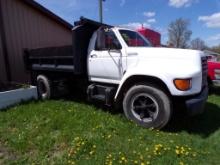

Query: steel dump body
<box><xmin>24</xmin><ymin>46</ymin><xmax>74</xmax><ymax>72</ymax></box>
<box><xmin>24</xmin><ymin>17</ymin><xmax>111</xmax><ymax>75</ymax></box>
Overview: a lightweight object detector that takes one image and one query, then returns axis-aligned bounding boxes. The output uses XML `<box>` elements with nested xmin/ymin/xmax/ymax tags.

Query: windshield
<box><xmin>119</xmin><ymin>30</ymin><xmax>152</xmax><ymax>47</ymax></box>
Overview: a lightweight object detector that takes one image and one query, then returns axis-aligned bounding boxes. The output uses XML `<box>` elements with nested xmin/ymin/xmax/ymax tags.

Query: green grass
<box><xmin>0</xmin><ymin>94</ymin><xmax>220</xmax><ymax>165</ymax></box>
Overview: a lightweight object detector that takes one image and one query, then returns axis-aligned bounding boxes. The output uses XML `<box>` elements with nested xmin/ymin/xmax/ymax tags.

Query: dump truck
<box><xmin>24</xmin><ymin>17</ymin><xmax>208</xmax><ymax>129</ymax></box>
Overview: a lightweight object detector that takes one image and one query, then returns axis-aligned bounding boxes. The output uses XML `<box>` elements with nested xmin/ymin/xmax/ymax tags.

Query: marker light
<box><xmin>174</xmin><ymin>79</ymin><xmax>191</xmax><ymax>91</ymax></box>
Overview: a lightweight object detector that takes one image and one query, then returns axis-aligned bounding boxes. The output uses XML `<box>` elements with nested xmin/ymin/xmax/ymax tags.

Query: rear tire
<box><xmin>123</xmin><ymin>84</ymin><xmax>172</xmax><ymax>129</ymax></box>
<box><xmin>37</xmin><ymin>75</ymin><xmax>52</xmax><ymax>100</ymax></box>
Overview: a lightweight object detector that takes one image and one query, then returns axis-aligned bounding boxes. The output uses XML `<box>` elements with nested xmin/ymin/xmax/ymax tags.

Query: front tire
<box><xmin>123</xmin><ymin>84</ymin><xmax>172</xmax><ymax>129</ymax></box>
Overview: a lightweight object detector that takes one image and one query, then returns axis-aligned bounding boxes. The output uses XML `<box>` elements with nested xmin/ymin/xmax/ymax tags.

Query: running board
<box><xmin>87</xmin><ymin>84</ymin><xmax>116</xmax><ymax>106</ymax></box>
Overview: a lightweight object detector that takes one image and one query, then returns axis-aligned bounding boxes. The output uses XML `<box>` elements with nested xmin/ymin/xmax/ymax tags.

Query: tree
<box><xmin>211</xmin><ymin>44</ymin><xmax>220</xmax><ymax>54</ymax></box>
<box><xmin>168</xmin><ymin>18</ymin><xmax>192</xmax><ymax>48</ymax></box>
<box><xmin>191</xmin><ymin>38</ymin><xmax>206</xmax><ymax>50</ymax></box>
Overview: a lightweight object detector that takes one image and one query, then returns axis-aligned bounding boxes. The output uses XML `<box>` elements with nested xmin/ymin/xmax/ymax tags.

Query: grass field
<box><xmin>0</xmin><ymin>92</ymin><xmax>220</xmax><ymax>165</ymax></box>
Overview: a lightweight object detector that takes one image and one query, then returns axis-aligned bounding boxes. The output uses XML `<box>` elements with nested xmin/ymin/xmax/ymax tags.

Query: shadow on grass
<box><xmin>165</xmin><ymin>102</ymin><xmax>220</xmax><ymax>138</ymax></box>
<box><xmin>58</xmin><ymin>87</ymin><xmax>123</xmax><ymax>115</ymax></box>
<box><xmin>209</xmin><ymin>86</ymin><xmax>220</xmax><ymax>95</ymax></box>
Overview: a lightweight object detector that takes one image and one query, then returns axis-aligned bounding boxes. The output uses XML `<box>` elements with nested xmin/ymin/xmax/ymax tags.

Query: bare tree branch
<box><xmin>168</xmin><ymin>18</ymin><xmax>192</xmax><ymax>48</ymax></box>
<box><xmin>191</xmin><ymin>38</ymin><xmax>206</xmax><ymax>50</ymax></box>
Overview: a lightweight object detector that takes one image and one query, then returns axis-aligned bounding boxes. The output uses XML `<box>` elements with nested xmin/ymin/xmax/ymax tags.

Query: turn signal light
<box><xmin>174</xmin><ymin>79</ymin><xmax>191</xmax><ymax>91</ymax></box>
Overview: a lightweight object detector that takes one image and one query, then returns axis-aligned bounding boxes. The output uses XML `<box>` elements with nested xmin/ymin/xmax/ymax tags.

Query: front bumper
<box><xmin>212</xmin><ymin>80</ymin><xmax>220</xmax><ymax>87</ymax></box>
<box><xmin>185</xmin><ymin>86</ymin><xmax>208</xmax><ymax>116</ymax></box>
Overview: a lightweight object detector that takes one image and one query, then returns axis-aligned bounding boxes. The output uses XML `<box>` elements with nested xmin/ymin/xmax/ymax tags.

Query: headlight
<box><xmin>214</xmin><ymin>69</ymin><xmax>220</xmax><ymax>79</ymax></box>
<box><xmin>174</xmin><ymin>79</ymin><xmax>192</xmax><ymax>91</ymax></box>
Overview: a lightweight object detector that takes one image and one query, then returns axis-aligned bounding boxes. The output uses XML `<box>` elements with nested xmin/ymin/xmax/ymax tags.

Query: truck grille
<box><xmin>201</xmin><ymin>57</ymin><xmax>208</xmax><ymax>87</ymax></box>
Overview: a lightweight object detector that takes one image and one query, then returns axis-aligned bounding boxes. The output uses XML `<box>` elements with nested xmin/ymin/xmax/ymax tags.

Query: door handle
<box><xmin>91</xmin><ymin>54</ymin><xmax>97</xmax><ymax>58</ymax></box>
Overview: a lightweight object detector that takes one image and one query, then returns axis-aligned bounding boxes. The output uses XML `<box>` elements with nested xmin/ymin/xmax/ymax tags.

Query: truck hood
<box><xmin>124</xmin><ymin>47</ymin><xmax>206</xmax><ymax>96</ymax></box>
<box><xmin>126</xmin><ymin>47</ymin><xmax>204</xmax><ymax>60</ymax></box>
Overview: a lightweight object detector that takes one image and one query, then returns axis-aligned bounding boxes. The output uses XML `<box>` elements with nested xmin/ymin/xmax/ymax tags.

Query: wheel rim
<box><xmin>131</xmin><ymin>93</ymin><xmax>159</xmax><ymax>122</ymax></box>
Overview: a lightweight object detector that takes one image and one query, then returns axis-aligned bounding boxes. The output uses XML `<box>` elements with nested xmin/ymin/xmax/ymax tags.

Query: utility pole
<box><xmin>99</xmin><ymin>0</ymin><xmax>105</xmax><ymax>23</ymax></box>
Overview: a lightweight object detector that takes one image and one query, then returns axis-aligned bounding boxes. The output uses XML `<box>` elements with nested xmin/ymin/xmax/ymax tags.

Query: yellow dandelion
<box><xmin>89</xmin><ymin>151</ymin><xmax>95</xmax><ymax>155</ymax></box>
<box><xmin>140</xmin><ymin>155</ymin><xmax>144</xmax><ymax>160</ymax></box>
<box><xmin>74</xmin><ymin>137</ymin><xmax>79</xmax><ymax>141</ymax></box>
<box><xmin>179</xmin><ymin>161</ymin><xmax>184</xmax><ymax>165</ymax></box>
<box><xmin>175</xmin><ymin>149</ymin><xmax>180</xmax><ymax>155</ymax></box>
<box><xmin>134</xmin><ymin>160</ymin><xmax>138</xmax><ymax>164</ymax></box>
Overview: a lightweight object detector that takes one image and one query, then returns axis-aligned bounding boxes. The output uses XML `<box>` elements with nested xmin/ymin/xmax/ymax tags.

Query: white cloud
<box><xmin>120</xmin><ymin>22</ymin><xmax>151</xmax><ymax>30</ymax></box>
<box><xmin>143</xmin><ymin>11</ymin><xmax>156</xmax><ymax>17</ymax></box>
<box><xmin>147</xmin><ymin>18</ymin><xmax>156</xmax><ymax>23</ymax></box>
<box><xmin>120</xmin><ymin>12</ymin><xmax>157</xmax><ymax>30</ymax></box>
<box><xmin>120</xmin><ymin>0</ymin><xmax>126</xmax><ymax>7</ymax></box>
<box><xmin>208</xmin><ymin>34</ymin><xmax>220</xmax><ymax>41</ymax></box>
<box><xmin>198</xmin><ymin>12</ymin><xmax>220</xmax><ymax>28</ymax></box>
<box><xmin>169</xmin><ymin>0</ymin><xmax>196</xmax><ymax>8</ymax></box>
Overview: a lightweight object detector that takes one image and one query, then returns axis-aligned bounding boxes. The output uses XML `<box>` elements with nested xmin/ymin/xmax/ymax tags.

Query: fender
<box><xmin>114</xmin><ymin>71</ymin><xmax>170</xmax><ymax>101</ymax></box>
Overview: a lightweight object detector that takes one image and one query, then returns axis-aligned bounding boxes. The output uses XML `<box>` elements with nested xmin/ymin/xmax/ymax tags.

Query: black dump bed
<box><xmin>24</xmin><ymin>17</ymin><xmax>111</xmax><ymax>75</ymax></box>
<box><xmin>24</xmin><ymin>46</ymin><xmax>73</xmax><ymax>72</ymax></box>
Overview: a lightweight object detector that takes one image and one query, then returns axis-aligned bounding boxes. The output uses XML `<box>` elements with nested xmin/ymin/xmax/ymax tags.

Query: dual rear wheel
<box><xmin>36</xmin><ymin>75</ymin><xmax>52</xmax><ymax>100</ymax></box>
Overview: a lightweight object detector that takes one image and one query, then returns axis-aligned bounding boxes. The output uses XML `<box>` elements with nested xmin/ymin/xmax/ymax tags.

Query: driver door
<box><xmin>88</xmin><ymin>29</ymin><xmax>125</xmax><ymax>83</ymax></box>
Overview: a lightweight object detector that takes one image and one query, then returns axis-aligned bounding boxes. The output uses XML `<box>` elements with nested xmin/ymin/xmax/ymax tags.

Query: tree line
<box><xmin>167</xmin><ymin>18</ymin><xmax>220</xmax><ymax>54</ymax></box>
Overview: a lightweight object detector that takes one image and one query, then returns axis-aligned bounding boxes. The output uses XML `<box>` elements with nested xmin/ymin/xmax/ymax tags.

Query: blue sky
<box><xmin>35</xmin><ymin>0</ymin><xmax>220</xmax><ymax>46</ymax></box>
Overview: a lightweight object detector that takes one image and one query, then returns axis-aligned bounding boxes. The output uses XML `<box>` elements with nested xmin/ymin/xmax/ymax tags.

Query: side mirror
<box><xmin>96</xmin><ymin>27</ymin><xmax>105</xmax><ymax>50</ymax></box>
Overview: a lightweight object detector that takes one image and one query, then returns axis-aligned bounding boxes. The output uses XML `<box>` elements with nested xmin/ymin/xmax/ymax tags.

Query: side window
<box><xmin>95</xmin><ymin>30</ymin><xmax>121</xmax><ymax>50</ymax></box>
<box><xmin>105</xmin><ymin>31</ymin><xmax>121</xmax><ymax>49</ymax></box>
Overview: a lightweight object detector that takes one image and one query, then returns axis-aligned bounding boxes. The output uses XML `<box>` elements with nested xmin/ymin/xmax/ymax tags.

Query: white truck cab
<box><xmin>87</xmin><ymin>26</ymin><xmax>208</xmax><ymax>128</ymax></box>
